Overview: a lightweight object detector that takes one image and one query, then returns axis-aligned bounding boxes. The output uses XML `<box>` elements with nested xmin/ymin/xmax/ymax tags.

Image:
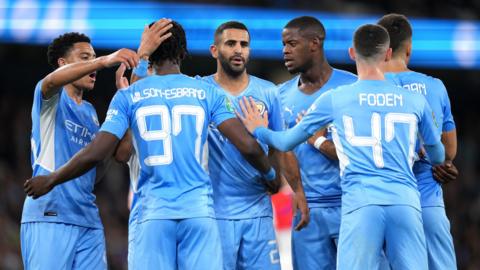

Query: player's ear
<box><xmin>210</xmin><ymin>44</ymin><xmax>218</xmax><ymax>59</ymax></box>
<box><xmin>348</xmin><ymin>47</ymin><xmax>356</xmax><ymax>61</ymax></box>
<box><xmin>310</xmin><ymin>37</ymin><xmax>321</xmax><ymax>52</ymax></box>
<box><xmin>57</xmin><ymin>57</ymin><xmax>67</xmax><ymax>67</ymax></box>
<box><xmin>385</xmin><ymin>47</ymin><xmax>392</xmax><ymax>62</ymax></box>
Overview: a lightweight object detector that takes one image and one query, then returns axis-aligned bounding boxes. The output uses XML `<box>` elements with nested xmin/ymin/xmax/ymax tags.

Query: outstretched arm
<box><xmin>24</xmin><ymin>132</ymin><xmax>120</xmax><ymax>198</ymax></box>
<box><xmin>41</xmin><ymin>49</ymin><xmax>139</xmax><ymax>99</ymax></box>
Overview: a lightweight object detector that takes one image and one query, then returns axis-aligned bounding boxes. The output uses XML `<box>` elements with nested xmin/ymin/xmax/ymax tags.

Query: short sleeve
<box><xmin>100</xmin><ymin>90</ymin><xmax>130</xmax><ymax>139</ymax></box>
<box><xmin>267</xmin><ymin>88</ymin><xmax>285</xmax><ymax>132</ymax></box>
<box><xmin>207</xmin><ymin>85</ymin><xmax>236</xmax><ymax>126</ymax></box>
<box><xmin>437</xmin><ymin>80</ymin><xmax>456</xmax><ymax>132</ymax></box>
<box><xmin>33</xmin><ymin>80</ymin><xmax>60</xmax><ymax>112</ymax></box>
<box><xmin>296</xmin><ymin>91</ymin><xmax>335</xmax><ymax>135</ymax></box>
<box><xmin>418</xmin><ymin>98</ymin><xmax>441</xmax><ymax>146</ymax></box>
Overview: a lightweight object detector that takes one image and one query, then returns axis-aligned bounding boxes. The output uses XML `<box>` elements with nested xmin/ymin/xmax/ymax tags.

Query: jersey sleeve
<box><xmin>33</xmin><ymin>80</ymin><xmax>61</xmax><ymax>112</ymax></box>
<box><xmin>418</xmin><ymin>98</ymin><xmax>442</xmax><ymax>146</ymax></box>
<box><xmin>296</xmin><ymin>91</ymin><xmax>335</xmax><ymax>135</ymax></box>
<box><xmin>207</xmin><ymin>85</ymin><xmax>236</xmax><ymax>126</ymax></box>
<box><xmin>437</xmin><ymin>80</ymin><xmax>456</xmax><ymax>132</ymax></box>
<box><xmin>100</xmin><ymin>90</ymin><xmax>130</xmax><ymax>139</ymax></box>
<box><xmin>267</xmin><ymin>87</ymin><xmax>285</xmax><ymax>132</ymax></box>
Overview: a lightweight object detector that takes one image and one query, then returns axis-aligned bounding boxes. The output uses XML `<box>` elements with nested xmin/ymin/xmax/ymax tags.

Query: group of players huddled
<box><xmin>20</xmin><ymin>12</ymin><xmax>458</xmax><ymax>270</ymax></box>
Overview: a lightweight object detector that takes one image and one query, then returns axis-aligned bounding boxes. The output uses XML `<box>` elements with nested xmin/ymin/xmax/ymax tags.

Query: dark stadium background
<box><xmin>1</xmin><ymin>0</ymin><xmax>479</xmax><ymax>269</ymax></box>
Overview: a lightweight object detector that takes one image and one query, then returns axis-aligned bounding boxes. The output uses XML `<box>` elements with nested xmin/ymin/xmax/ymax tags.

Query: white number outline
<box><xmin>136</xmin><ymin>105</ymin><xmax>205</xmax><ymax>166</ymax></box>
<box><xmin>342</xmin><ymin>112</ymin><xmax>417</xmax><ymax>169</ymax></box>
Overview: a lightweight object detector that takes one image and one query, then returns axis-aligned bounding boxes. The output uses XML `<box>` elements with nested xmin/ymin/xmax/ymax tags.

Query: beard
<box><xmin>218</xmin><ymin>52</ymin><xmax>248</xmax><ymax>78</ymax></box>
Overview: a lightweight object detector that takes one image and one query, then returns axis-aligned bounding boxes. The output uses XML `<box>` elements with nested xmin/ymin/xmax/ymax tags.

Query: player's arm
<box><xmin>115</xmin><ymin>129</ymin><xmax>133</xmax><ymax>163</ymax></box>
<box><xmin>281</xmin><ymin>151</ymin><xmax>309</xmax><ymax>230</ymax></box>
<box><xmin>25</xmin><ymin>132</ymin><xmax>120</xmax><ymax>198</ymax></box>
<box><xmin>217</xmin><ymin>118</ymin><xmax>274</xmax><ymax>177</ymax></box>
<box><xmin>296</xmin><ymin>112</ymin><xmax>337</xmax><ymax>160</ymax></box>
<box><xmin>419</xmin><ymin>101</ymin><xmax>445</xmax><ymax>165</ymax></box>
<box><xmin>433</xmin><ymin>85</ymin><xmax>458</xmax><ymax>183</ymax></box>
<box><xmin>41</xmin><ymin>49</ymin><xmax>139</xmax><ymax>99</ymax></box>
<box><xmin>263</xmin><ymin>149</ymin><xmax>282</xmax><ymax>194</ymax></box>
<box><xmin>237</xmin><ymin>96</ymin><xmax>332</xmax><ymax>152</ymax></box>
<box><xmin>432</xmin><ymin>129</ymin><xmax>458</xmax><ymax>184</ymax></box>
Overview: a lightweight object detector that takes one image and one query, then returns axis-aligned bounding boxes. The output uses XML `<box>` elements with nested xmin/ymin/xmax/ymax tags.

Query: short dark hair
<box><xmin>214</xmin><ymin>21</ymin><xmax>250</xmax><ymax>44</ymax></box>
<box><xmin>47</xmin><ymin>32</ymin><xmax>91</xmax><ymax>68</ymax></box>
<box><xmin>353</xmin><ymin>24</ymin><xmax>390</xmax><ymax>60</ymax></box>
<box><xmin>150</xmin><ymin>20</ymin><xmax>188</xmax><ymax>65</ymax></box>
<box><xmin>284</xmin><ymin>16</ymin><xmax>326</xmax><ymax>40</ymax></box>
<box><xmin>377</xmin><ymin>13</ymin><xmax>412</xmax><ymax>54</ymax></box>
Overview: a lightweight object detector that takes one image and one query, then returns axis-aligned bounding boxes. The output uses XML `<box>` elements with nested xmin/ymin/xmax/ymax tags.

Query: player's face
<box><xmin>62</xmin><ymin>42</ymin><xmax>97</xmax><ymax>91</ymax></box>
<box><xmin>215</xmin><ymin>29</ymin><xmax>250</xmax><ymax>77</ymax></box>
<box><xmin>282</xmin><ymin>28</ymin><xmax>312</xmax><ymax>74</ymax></box>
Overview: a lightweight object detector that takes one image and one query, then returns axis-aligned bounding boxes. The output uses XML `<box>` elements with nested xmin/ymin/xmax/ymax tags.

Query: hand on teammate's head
<box><xmin>137</xmin><ymin>18</ymin><xmax>174</xmax><ymax>59</ymax></box>
<box><xmin>103</xmin><ymin>48</ymin><xmax>139</xmax><ymax>69</ymax></box>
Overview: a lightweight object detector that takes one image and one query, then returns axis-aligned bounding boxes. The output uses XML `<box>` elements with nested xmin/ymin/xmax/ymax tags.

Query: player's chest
<box><xmin>280</xmin><ymin>92</ymin><xmax>318</xmax><ymax>128</ymax></box>
<box><xmin>59</xmin><ymin>103</ymin><xmax>99</xmax><ymax>147</ymax></box>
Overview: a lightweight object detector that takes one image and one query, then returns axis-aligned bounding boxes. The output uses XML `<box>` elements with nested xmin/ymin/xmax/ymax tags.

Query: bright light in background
<box><xmin>454</xmin><ymin>22</ymin><xmax>478</xmax><ymax>68</ymax></box>
<box><xmin>0</xmin><ymin>0</ymin><xmax>479</xmax><ymax>69</ymax></box>
<box><xmin>10</xmin><ymin>0</ymin><xmax>39</xmax><ymax>41</ymax></box>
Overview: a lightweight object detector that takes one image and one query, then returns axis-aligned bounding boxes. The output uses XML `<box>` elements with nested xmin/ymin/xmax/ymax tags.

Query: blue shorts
<box><xmin>21</xmin><ymin>222</ymin><xmax>106</xmax><ymax>270</ymax></box>
<box><xmin>337</xmin><ymin>205</ymin><xmax>427</xmax><ymax>270</ymax></box>
<box><xmin>291</xmin><ymin>207</ymin><xmax>340</xmax><ymax>270</ymax></box>
<box><xmin>129</xmin><ymin>218</ymin><xmax>222</xmax><ymax>270</ymax></box>
<box><xmin>217</xmin><ymin>217</ymin><xmax>280</xmax><ymax>270</ymax></box>
<box><xmin>422</xmin><ymin>206</ymin><xmax>457</xmax><ymax>270</ymax></box>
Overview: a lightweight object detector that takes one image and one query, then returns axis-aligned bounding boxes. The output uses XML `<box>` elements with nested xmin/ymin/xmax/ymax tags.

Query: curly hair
<box><xmin>149</xmin><ymin>21</ymin><xmax>188</xmax><ymax>65</ymax></box>
<box><xmin>47</xmin><ymin>32</ymin><xmax>91</xmax><ymax>68</ymax></box>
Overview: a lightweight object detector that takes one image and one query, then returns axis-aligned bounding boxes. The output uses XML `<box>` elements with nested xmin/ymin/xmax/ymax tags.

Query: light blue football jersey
<box><xmin>100</xmin><ymin>74</ymin><xmax>235</xmax><ymax>221</ymax></box>
<box><xmin>200</xmin><ymin>75</ymin><xmax>283</xmax><ymax>219</ymax></box>
<box><xmin>385</xmin><ymin>72</ymin><xmax>455</xmax><ymax>207</ymax></box>
<box><xmin>296</xmin><ymin>80</ymin><xmax>441</xmax><ymax>215</ymax></box>
<box><xmin>277</xmin><ymin>69</ymin><xmax>357</xmax><ymax>207</ymax></box>
<box><xmin>22</xmin><ymin>81</ymin><xmax>102</xmax><ymax>228</ymax></box>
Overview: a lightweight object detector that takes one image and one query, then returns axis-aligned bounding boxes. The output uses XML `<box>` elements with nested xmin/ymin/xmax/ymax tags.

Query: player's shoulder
<box><xmin>81</xmin><ymin>99</ymin><xmax>96</xmax><ymax>111</ymax></box>
<box><xmin>332</xmin><ymin>68</ymin><xmax>357</xmax><ymax>80</ymax></box>
<box><xmin>249</xmin><ymin>75</ymin><xmax>275</xmax><ymax>88</ymax></box>
<box><xmin>277</xmin><ymin>75</ymin><xmax>299</xmax><ymax>93</ymax></box>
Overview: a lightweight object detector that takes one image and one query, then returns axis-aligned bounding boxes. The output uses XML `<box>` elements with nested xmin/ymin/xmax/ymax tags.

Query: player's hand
<box><xmin>261</xmin><ymin>170</ymin><xmax>281</xmax><ymax>195</ymax></box>
<box><xmin>24</xmin><ymin>175</ymin><xmax>55</xmax><ymax>199</ymax></box>
<box><xmin>137</xmin><ymin>18</ymin><xmax>173</xmax><ymax>59</ymax></box>
<box><xmin>293</xmin><ymin>193</ymin><xmax>310</xmax><ymax>231</ymax></box>
<box><xmin>236</xmin><ymin>96</ymin><xmax>268</xmax><ymax>134</ymax></box>
<box><xmin>115</xmin><ymin>64</ymin><xmax>130</xmax><ymax>90</ymax></box>
<box><xmin>433</xmin><ymin>160</ymin><xmax>458</xmax><ymax>184</ymax></box>
<box><xmin>102</xmin><ymin>48</ymin><xmax>139</xmax><ymax>69</ymax></box>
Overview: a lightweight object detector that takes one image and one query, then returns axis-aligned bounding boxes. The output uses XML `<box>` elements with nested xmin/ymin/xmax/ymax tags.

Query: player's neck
<box><xmin>153</xmin><ymin>61</ymin><xmax>181</xmax><ymax>75</ymax></box>
<box><xmin>356</xmin><ymin>61</ymin><xmax>385</xmax><ymax>81</ymax></box>
<box><xmin>299</xmin><ymin>60</ymin><xmax>332</xmax><ymax>94</ymax></box>
<box><xmin>383</xmin><ymin>57</ymin><xmax>410</xmax><ymax>73</ymax></box>
<box><xmin>214</xmin><ymin>70</ymin><xmax>249</xmax><ymax>96</ymax></box>
<box><xmin>64</xmin><ymin>85</ymin><xmax>83</xmax><ymax>105</ymax></box>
